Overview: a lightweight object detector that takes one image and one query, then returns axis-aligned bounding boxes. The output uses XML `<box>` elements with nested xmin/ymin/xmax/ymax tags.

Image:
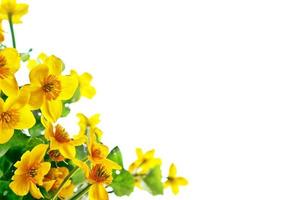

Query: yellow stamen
<box><xmin>54</xmin><ymin>125</ymin><xmax>71</xmax><ymax>143</ymax></box>
<box><xmin>0</xmin><ymin>110</ymin><xmax>19</xmax><ymax>128</ymax></box>
<box><xmin>42</xmin><ymin>75</ymin><xmax>61</xmax><ymax>100</ymax></box>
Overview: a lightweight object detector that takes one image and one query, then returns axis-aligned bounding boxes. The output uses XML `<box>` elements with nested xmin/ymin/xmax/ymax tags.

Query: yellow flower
<box><xmin>43</xmin><ymin>167</ymin><xmax>69</xmax><ymax>191</ymax></box>
<box><xmin>44</xmin><ymin>121</ymin><xmax>86</xmax><ymax>159</ymax></box>
<box><xmin>71</xmin><ymin>70</ymin><xmax>96</xmax><ymax>99</ymax></box>
<box><xmin>48</xmin><ymin>149</ymin><xmax>65</xmax><ymax>162</ymax></box>
<box><xmin>0</xmin><ymin>0</ymin><xmax>28</xmax><ymax>24</ymax></box>
<box><xmin>59</xmin><ymin>180</ymin><xmax>75</xmax><ymax>199</ymax></box>
<box><xmin>0</xmin><ymin>87</ymin><xmax>35</xmax><ymax>144</ymax></box>
<box><xmin>27</xmin><ymin>52</ymin><xmax>64</xmax><ymax>72</ymax></box>
<box><xmin>28</xmin><ymin>64</ymin><xmax>78</xmax><ymax>122</ymax></box>
<box><xmin>164</xmin><ymin>163</ymin><xmax>188</xmax><ymax>195</ymax></box>
<box><xmin>128</xmin><ymin>148</ymin><xmax>161</xmax><ymax>174</ymax></box>
<box><xmin>74</xmin><ymin>160</ymin><xmax>121</xmax><ymax>200</ymax></box>
<box><xmin>0</xmin><ymin>48</ymin><xmax>20</xmax><ymax>96</ymax></box>
<box><xmin>77</xmin><ymin>113</ymin><xmax>103</xmax><ymax>137</ymax></box>
<box><xmin>9</xmin><ymin>144</ymin><xmax>51</xmax><ymax>199</ymax></box>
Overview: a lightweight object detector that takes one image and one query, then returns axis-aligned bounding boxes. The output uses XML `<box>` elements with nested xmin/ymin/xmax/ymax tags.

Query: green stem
<box><xmin>8</xmin><ymin>14</ymin><xmax>16</xmax><ymax>48</ymax></box>
<box><xmin>69</xmin><ymin>184</ymin><xmax>91</xmax><ymax>200</ymax></box>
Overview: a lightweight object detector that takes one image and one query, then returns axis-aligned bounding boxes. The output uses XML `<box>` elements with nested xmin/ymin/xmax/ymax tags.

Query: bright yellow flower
<box><xmin>0</xmin><ymin>0</ymin><xmax>28</xmax><ymax>24</ymax></box>
<box><xmin>27</xmin><ymin>52</ymin><xmax>64</xmax><ymax>72</ymax></box>
<box><xmin>28</xmin><ymin>64</ymin><xmax>78</xmax><ymax>122</ymax></box>
<box><xmin>0</xmin><ymin>48</ymin><xmax>20</xmax><ymax>96</ymax></box>
<box><xmin>77</xmin><ymin>113</ymin><xmax>103</xmax><ymax>137</ymax></box>
<box><xmin>48</xmin><ymin>149</ymin><xmax>65</xmax><ymax>162</ymax></box>
<box><xmin>128</xmin><ymin>148</ymin><xmax>162</xmax><ymax>174</ymax></box>
<box><xmin>43</xmin><ymin>167</ymin><xmax>69</xmax><ymax>191</ymax></box>
<box><xmin>88</xmin><ymin>135</ymin><xmax>120</xmax><ymax>169</ymax></box>
<box><xmin>44</xmin><ymin>121</ymin><xmax>86</xmax><ymax>159</ymax></box>
<box><xmin>71</xmin><ymin>70</ymin><xmax>96</xmax><ymax>99</ymax></box>
<box><xmin>9</xmin><ymin>144</ymin><xmax>51</xmax><ymax>199</ymax></box>
<box><xmin>164</xmin><ymin>163</ymin><xmax>188</xmax><ymax>195</ymax></box>
<box><xmin>0</xmin><ymin>88</ymin><xmax>35</xmax><ymax>144</ymax></box>
<box><xmin>74</xmin><ymin>159</ymin><xmax>121</xmax><ymax>200</ymax></box>
<box><xmin>59</xmin><ymin>180</ymin><xmax>75</xmax><ymax>199</ymax></box>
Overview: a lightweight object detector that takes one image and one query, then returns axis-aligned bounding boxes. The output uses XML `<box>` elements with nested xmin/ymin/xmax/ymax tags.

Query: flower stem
<box><xmin>69</xmin><ymin>184</ymin><xmax>91</xmax><ymax>200</ymax></box>
<box><xmin>8</xmin><ymin>14</ymin><xmax>16</xmax><ymax>48</ymax></box>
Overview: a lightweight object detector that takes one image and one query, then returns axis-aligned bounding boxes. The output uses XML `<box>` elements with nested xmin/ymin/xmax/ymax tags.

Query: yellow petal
<box><xmin>43</xmin><ymin>180</ymin><xmax>56</xmax><ymax>192</ymax></box>
<box><xmin>58</xmin><ymin>75</ymin><xmax>78</xmax><ymax>100</ymax></box>
<box><xmin>30</xmin><ymin>182</ymin><xmax>43</xmax><ymax>199</ymax></box>
<box><xmin>5</xmin><ymin>86</ymin><xmax>31</xmax><ymax>110</ymax></box>
<box><xmin>0</xmin><ymin>98</ymin><xmax>4</xmax><ymax>112</ymax></box>
<box><xmin>171</xmin><ymin>184</ymin><xmax>180</xmax><ymax>195</ymax></box>
<box><xmin>35</xmin><ymin>162</ymin><xmax>51</xmax><ymax>185</ymax></box>
<box><xmin>14</xmin><ymin>107</ymin><xmax>35</xmax><ymax>129</ymax></box>
<box><xmin>101</xmin><ymin>159</ymin><xmax>122</xmax><ymax>170</ymax></box>
<box><xmin>0</xmin><ymin>75</ymin><xmax>19</xmax><ymax>96</ymax></box>
<box><xmin>0</xmin><ymin>128</ymin><xmax>14</xmax><ymax>144</ymax></box>
<box><xmin>73</xmin><ymin>159</ymin><xmax>90</xmax><ymax>178</ymax></box>
<box><xmin>29</xmin><ymin>144</ymin><xmax>48</xmax><ymax>166</ymax></box>
<box><xmin>29</xmin><ymin>65</ymin><xmax>49</xmax><ymax>85</ymax></box>
<box><xmin>59</xmin><ymin>180</ymin><xmax>75</xmax><ymax>199</ymax></box>
<box><xmin>176</xmin><ymin>177</ymin><xmax>188</xmax><ymax>186</ymax></box>
<box><xmin>11</xmin><ymin>3</ymin><xmax>29</xmax><ymax>23</ymax></box>
<box><xmin>59</xmin><ymin>144</ymin><xmax>76</xmax><ymax>159</ymax></box>
<box><xmin>41</xmin><ymin>100</ymin><xmax>62</xmax><ymax>122</ymax></box>
<box><xmin>89</xmin><ymin>184</ymin><xmax>108</xmax><ymax>200</ymax></box>
<box><xmin>9</xmin><ymin>175</ymin><xmax>30</xmax><ymax>196</ymax></box>
<box><xmin>136</xmin><ymin>148</ymin><xmax>143</xmax><ymax>160</ymax></box>
<box><xmin>45</xmin><ymin>55</ymin><xmax>63</xmax><ymax>75</ymax></box>
<box><xmin>169</xmin><ymin>163</ymin><xmax>177</xmax><ymax>178</ymax></box>
<box><xmin>28</xmin><ymin>86</ymin><xmax>44</xmax><ymax>109</ymax></box>
<box><xmin>89</xmin><ymin>114</ymin><xmax>100</xmax><ymax>127</ymax></box>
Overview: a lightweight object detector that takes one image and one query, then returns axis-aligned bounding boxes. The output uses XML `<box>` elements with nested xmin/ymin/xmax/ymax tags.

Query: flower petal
<box><xmin>169</xmin><ymin>163</ymin><xmax>177</xmax><ymax>178</ymax></box>
<box><xmin>9</xmin><ymin>175</ymin><xmax>30</xmax><ymax>196</ymax></box>
<box><xmin>0</xmin><ymin>75</ymin><xmax>19</xmax><ymax>96</ymax></box>
<box><xmin>58</xmin><ymin>75</ymin><xmax>78</xmax><ymax>100</ymax></box>
<box><xmin>14</xmin><ymin>107</ymin><xmax>35</xmax><ymax>129</ymax></box>
<box><xmin>59</xmin><ymin>143</ymin><xmax>76</xmax><ymax>159</ymax></box>
<box><xmin>176</xmin><ymin>177</ymin><xmax>188</xmax><ymax>186</ymax></box>
<box><xmin>41</xmin><ymin>100</ymin><xmax>62</xmax><ymax>122</ymax></box>
<box><xmin>89</xmin><ymin>184</ymin><xmax>108</xmax><ymax>200</ymax></box>
<box><xmin>29</xmin><ymin>144</ymin><xmax>48</xmax><ymax>166</ymax></box>
<box><xmin>29</xmin><ymin>182</ymin><xmax>43</xmax><ymax>199</ymax></box>
<box><xmin>29</xmin><ymin>64</ymin><xmax>49</xmax><ymax>85</ymax></box>
<box><xmin>0</xmin><ymin>128</ymin><xmax>14</xmax><ymax>144</ymax></box>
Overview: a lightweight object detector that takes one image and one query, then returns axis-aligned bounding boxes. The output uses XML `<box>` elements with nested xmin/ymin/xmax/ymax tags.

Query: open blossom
<box><xmin>0</xmin><ymin>87</ymin><xmax>35</xmax><ymax>144</ymax></box>
<box><xmin>164</xmin><ymin>163</ymin><xmax>188</xmax><ymax>195</ymax></box>
<box><xmin>75</xmin><ymin>159</ymin><xmax>121</xmax><ymax>200</ymax></box>
<box><xmin>71</xmin><ymin>70</ymin><xmax>96</xmax><ymax>99</ymax></box>
<box><xmin>9</xmin><ymin>144</ymin><xmax>51</xmax><ymax>199</ymax></box>
<box><xmin>28</xmin><ymin>64</ymin><xmax>78</xmax><ymax>122</ymax></box>
<box><xmin>77</xmin><ymin>113</ymin><xmax>103</xmax><ymax>137</ymax></box>
<box><xmin>0</xmin><ymin>0</ymin><xmax>29</xmax><ymax>24</ymax></box>
<box><xmin>44</xmin><ymin>121</ymin><xmax>86</xmax><ymax>159</ymax></box>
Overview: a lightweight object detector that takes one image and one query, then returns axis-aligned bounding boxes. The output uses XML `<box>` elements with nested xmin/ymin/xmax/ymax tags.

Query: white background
<box><xmin>5</xmin><ymin>0</ymin><xmax>300</xmax><ymax>199</ymax></box>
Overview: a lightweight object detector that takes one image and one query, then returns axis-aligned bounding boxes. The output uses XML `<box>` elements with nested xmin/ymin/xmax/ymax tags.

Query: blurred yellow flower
<box><xmin>9</xmin><ymin>144</ymin><xmax>51</xmax><ymax>199</ymax></box>
<box><xmin>0</xmin><ymin>88</ymin><xmax>35</xmax><ymax>144</ymax></box>
<box><xmin>43</xmin><ymin>167</ymin><xmax>69</xmax><ymax>191</ymax></box>
<box><xmin>164</xmin><ymin>163</ymin><xmax>188</xmax><ymax>195</ymax></box>
<box><xmin>27</xmin><ymin>53</ymin><xmax>64</xmax><ymax>72</ymax></box>
<box><xmin>44</xmin><ymin>121</ymin><xmax>86</xmax><ymax>159</ymax></box>
<box><xmin>0</xmin><ymin>0</ymin><xmax>28</xmax><ymax>24</ymax></box>
<box><xmin>59</xmin><ymin>180</ymin><xmax>75</xmax><ymax>199</ymax></box>
<box><xmin>74</xmin><ymin>160</ymin><xmax>121</xmax><ymax>200</ymax></box>
<box><xmin>48</xmin><ymin>149</ymin><xmax>65</xmax><ymax>162</ymax></box>
<box><xmin>71</xmin><ymin>70</ymin><xmax>96</xmax><ymax>99</ymax></box>
<box><xmin>28</xmin><ymin>64</ymin><xmax>78</xmax><ymax>122</ymax></box>
<box><xmin>0</xmin><ymin>20</ymin><xmax>4</xmax><ymax>42</ymax></box>
<box><xmin>77</xmin><ymin>113</ymin><xmax>103</xmax><ymax>137</ymax></box>
<box><xmin>0</xmin><ymin>48</ymin><xmax>20</xmax><ymax>96</ymax></box>
<box><xmin>128</xmin><ymin>148</ymin><xmax>161</xmax><ymax>174</ymax></box>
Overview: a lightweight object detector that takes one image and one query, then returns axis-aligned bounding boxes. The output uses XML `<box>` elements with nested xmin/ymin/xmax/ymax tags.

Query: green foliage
<box><xmin>111</xmin><ymin>169</ymin><xmax>135</xmax><ymax>196</ymax></box>
<box><xmin>143</xmin><ymin>166</ymin><xmax>164</xmax><ymax>195</ymax></box>
<box><xmin>62</xmin><ymin>102</ymin><xmax>71</xmax><ymax>117</ymax></box>
<box><xmin>107</xmin><ymin>146</ymin><xmax>124</xmax><ymax>168</ymax></box>
<box><xmin>0</xmin><ymin>180</ymin><xmax>22</xmax><ymax>200</ymax></box>
<box><xmin>0</xmin><ymin>130</ymin><xmax>29</xmax><ymax>157</ymax></box>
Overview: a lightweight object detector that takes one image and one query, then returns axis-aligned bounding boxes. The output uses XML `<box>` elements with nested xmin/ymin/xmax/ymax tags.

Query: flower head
<box><xmin>77</xmin><ymin>113</ymin><xmax>103</xmax><ymax>137</ymax></box>
<box><xmin>28</xmin><ymin>64</ymin><xmax>78</xmax><ymax>122</ymax></box>
<box><xmin>44</xmin><ymin>121</ymin><xmax>86</xmax><ymax>159</ymax></box>
<box><xmin>164</xmin><ymin>163</ymin><xmax>188</xmax><ymax>195</ymax></box>
<box><xmin>128</xmin><ymin>148</ymin><xmax>162</xmax><ymax>174</ymax></box>
<box><xmin>9</xmin><ymin>144</ymin><xmax>51</xmax><ymax>199</ymax></box>
<box><xmin>74</xmin><ymin>159</ymin><xmax>121</xmax><ymax>200</ymax></box>
<box><xmin>0</xmin><ymin>0</ymin><xmax>29</xmax><ymax>24</ymax></box>
<box><xmin>43</xmin><ymin>167</ymin><xmax>69</xmax><ymax>191</ymax></box>
<box><xmin>0</xmin><ymin>87</ymin><xmax>35</xmax><ymax>144</ymax></box>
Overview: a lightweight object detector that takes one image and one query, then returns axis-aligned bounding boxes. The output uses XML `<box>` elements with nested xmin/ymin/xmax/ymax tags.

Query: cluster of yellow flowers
<box><xmin>0</xmin><ymin>0</ymin><xmax>187</xmax><ymax>199</ymax></box>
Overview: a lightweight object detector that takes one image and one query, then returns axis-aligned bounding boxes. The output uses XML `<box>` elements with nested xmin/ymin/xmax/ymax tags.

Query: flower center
<box><xmin>90</xmin><ymin>164</ymin><xmax>111</xmax><ymax>183</ymax></box>
<box><xmin>54</xmin><ymin>125</ymin><xmax>71</xmax><ymax>143</ymax></box>
<box><xmin>28</xmin><ymin>167</ymin><xmax>38</xmax><ymax>178</ymax></box>
<box><xmin>0</xmin><ymin>110</ymin><xmax>19</xmax><ymax>128</ymax></box>
<box><xmin>0</xmin><ymin>55</ymin><xmax>9</xmax><ymax>79</ymax></box>
<box><xmin>92</xmin><ymin>149</ymin><xmax>103</xmax><ymax>159</ymax></box>
<box><xmin>42</xmin><ymin>75</ymin><xmax>61</xmax><ymax>100</ymax></box>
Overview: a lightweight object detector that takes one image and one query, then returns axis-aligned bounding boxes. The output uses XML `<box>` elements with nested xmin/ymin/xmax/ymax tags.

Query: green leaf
<box><xmin>71</xmin><ymin>168</ymin><xmax>86</xmax><ymax>185</ymax></box>
<box><xmin>0</xmin><ymin>130</ymin><xmax>29</xmax><ymax>157</ymax></box>
<box><xmin>76</xmin><ymin>145</ymin><xmax>87</xmax><ymax>160</ymax></box>
<box><xmin>143</xmin><ymin>166</ymin><xmax>164</xmax><ymax>195</ymax></box>
<box><xmin>107</xmin><ymin>146</ymin><xmax>123</xmax><ymax>168</ymax></box>
<box><xmin>61</xmin><ymin>103</ymin><xmax>71</xmax><ymax>117</ymax></box>
<box><xmin>28</xmin><ymin>122</ymin><xmax>44</xmax><ymax>137</ymax></box>
<box><xmin>0</xmin><ymin>156</ymin><xmax>13</xmax><ymax>179</ymax></box>
<box><xmin>0</xmin><ymin>180</ymin><xmax>23</xmax><ymax>200</ymax></box>
<box><xmin>110</xmin><ymin>169</ymin><xmax>134</xmax><ymax>196</ymax></box>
